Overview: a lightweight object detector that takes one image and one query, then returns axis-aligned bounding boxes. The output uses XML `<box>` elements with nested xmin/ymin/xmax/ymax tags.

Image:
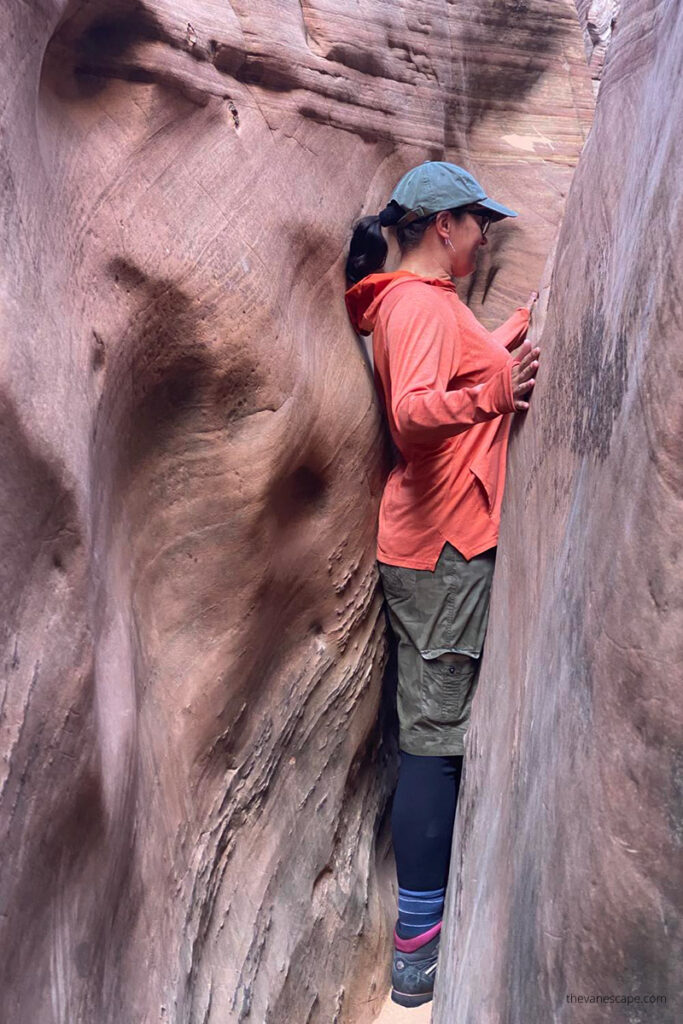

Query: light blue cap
<box><xmin>390</xmin><ymin>161</ymin><xmax>517</xmax><ymax>226</ymax></box>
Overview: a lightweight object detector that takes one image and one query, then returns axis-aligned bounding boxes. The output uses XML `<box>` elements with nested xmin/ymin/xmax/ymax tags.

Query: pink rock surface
<box><xmin>435</xmin><ymin>1</ymin><xmax>683</xmax><ymax>1021</ymax></box>
<box><xmin>574</xmin><ymin>0</ymin><xmax>619</xmax><ymax>88</ymax></box>
<box><xmin>1</xmin><ymin>1</ymin><xmax>591</xmax><ymax>1021</ymax></box>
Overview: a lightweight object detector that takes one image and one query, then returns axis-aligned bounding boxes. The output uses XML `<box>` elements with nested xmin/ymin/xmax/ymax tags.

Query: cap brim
<box><xmin>475</xmin><ymin>197</ymin><xmax>518</xmax><ymax>220</ymax></box>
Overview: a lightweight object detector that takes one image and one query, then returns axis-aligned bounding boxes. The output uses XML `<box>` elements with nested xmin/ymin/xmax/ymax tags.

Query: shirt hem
<box><xmin>377</xmin><ymin>553</ymin><xmax>440</xmax><ymax>570</ymax></box>
<box><xmin>377</xmin><ymin>531</ymin><xmax>498</xmax><ymax>569</ymax></box>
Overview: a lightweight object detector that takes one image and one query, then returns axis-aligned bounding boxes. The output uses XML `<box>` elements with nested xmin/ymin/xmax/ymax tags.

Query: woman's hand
<box><xmin>524</xmin><ymin>290</ymin><xmax>539</xmax><ymax>317</ymax></box>
<box><xmin>511</xmin><ymin>341</ymin><xmax>540</xmax><ymax>411</ymax></box>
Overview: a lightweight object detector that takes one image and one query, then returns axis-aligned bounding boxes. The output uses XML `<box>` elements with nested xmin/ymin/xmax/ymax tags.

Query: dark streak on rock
<box><xmin>92</xmin><ymin>330</ymin><xmax>106</xmax><ymax>371</ymax></box>
<box><xmin>482</xmin><ymin>264</ymin><xmax>500</xmax><ymax>305</ymax></box>
<box><xmin>541</xmin><ymin>298</ymin><xmax>629</xmax><ymax>460</ymax></box>
<box><xmin>455</xmin><ymin>0</ymin><xmax>572</xmax><ymax>134</ymax></box>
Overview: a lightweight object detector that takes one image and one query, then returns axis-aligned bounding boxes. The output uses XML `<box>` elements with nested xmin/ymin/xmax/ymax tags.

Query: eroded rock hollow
<box><xmin>435</xmin><ymin>1</ymin><xmax>683</xmax><ymax>1021</ymax></box>
<box><xmin>2</xmin><ymin>1</ymin><xmax>593</xmax><ymax>1021</ymax></box>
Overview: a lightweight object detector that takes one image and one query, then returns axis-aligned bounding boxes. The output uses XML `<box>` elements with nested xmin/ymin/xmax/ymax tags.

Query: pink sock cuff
<box><xmin>393</xmin><ymin>920</ymin><xmax>442</xmax><ymax>953</ymax></box>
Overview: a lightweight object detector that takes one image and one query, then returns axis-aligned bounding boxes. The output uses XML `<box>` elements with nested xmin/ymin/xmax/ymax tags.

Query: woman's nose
<box><xmin>479</xmin><ymin>234</ymin><xmax>488</xmax><ymax>247</ymax></box>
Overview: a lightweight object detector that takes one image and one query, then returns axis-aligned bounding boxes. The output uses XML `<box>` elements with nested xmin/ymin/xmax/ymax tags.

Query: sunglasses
<box><xmin>466</xmin><ymin>209</ymin><xmax>492</xmax><ymax>236</ymax></box>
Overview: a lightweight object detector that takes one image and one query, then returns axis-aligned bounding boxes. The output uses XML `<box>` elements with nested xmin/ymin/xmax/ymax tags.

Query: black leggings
<box><xmin>391</xmin><ymin>751</ymin><xmax>464</xmax><ymax>891</ymax></box>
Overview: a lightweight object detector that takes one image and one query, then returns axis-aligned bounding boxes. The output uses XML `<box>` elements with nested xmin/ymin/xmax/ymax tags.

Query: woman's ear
<box><xmin>434</xmin><ymin>210</ymin><xmax>451</xmax><ymax>243</ymax></box>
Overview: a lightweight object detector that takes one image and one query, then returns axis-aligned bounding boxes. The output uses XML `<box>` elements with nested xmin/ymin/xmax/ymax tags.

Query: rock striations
<box><xmin>1</xmin><ymin>1</ymin><xmax>592</xmax><ymax>1021</ymax></box>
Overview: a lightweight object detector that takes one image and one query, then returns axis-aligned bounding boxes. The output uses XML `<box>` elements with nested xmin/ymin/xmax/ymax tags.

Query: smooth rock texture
<box><xmin>1</xmin><ymin>1</ymin><xmax>591</xmax><ymax>1021</ymax></box>
<box><xmin>435</xmin><ymin>1</ymin><xmax>683</xmax><ymax>1022</ymax></box>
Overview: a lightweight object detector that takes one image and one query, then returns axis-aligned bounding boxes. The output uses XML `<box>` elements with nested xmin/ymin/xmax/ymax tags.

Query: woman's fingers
<box><xmin>515</xmin><ymin>347</ymin><xmax>540</xmax><ymax>375</ymax></box>
<box><xmin>519</xmin><ymin>345</ymin><xmax>540</xmax><ymax>369</ymax></box>
<box><xmin>525</xmin><ymin>290</ymin><xmax>539</xmax><ymax>311</ymax></box>
<box><xmin>514</xmin><ymin>340</ymin><xmax>532</xmax><ymax>360</ymax></box>
<box><xmin>515</xmin><ymin>359</ymin><xmax>539</xmax><ymax>384</ymax></box>
<box><xmin>512</xmin><ymin>350</ymin><xmax>540</xmax><ymax>385</ymax></box>
<box><xmin>515</xmin><ymin>376</ymin><xmax>536</xmax><ymax>396</ymax></box>
<box><xmin>511</xmin><ymin>345</ymin><xmax>540</xmax><ymax>408</ymax></box>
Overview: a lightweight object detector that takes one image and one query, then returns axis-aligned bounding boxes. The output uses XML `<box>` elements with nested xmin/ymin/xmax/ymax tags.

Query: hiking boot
<box><xmin>391</xmin><ymin>929</ymin><xmax>440</xmax><ymax>1008</ymax></box>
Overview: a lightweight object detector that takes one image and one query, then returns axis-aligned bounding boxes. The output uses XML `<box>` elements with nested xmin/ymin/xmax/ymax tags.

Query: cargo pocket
<box><xmin>378</xmin><ymin>562</ymin><xmax>416</xmax><ymax>604</ymax></box>
<box><xmin>421</xmin><ymin>656</ymin><xmax>476</xmax><ymax>725</ymax></box>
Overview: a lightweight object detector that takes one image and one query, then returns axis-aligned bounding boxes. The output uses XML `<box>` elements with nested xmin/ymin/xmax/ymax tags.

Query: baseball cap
<box><xmin>389</xmin><ymin>161</ymin><xmax>517</xmax><ymax>226</ymax></box>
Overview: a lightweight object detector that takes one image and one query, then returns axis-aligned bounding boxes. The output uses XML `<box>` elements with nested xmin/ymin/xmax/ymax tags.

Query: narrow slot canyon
<box><xmin>1</xmin><ymin>1</ymin><xmax>680</xmax><ymax>1022</ymax></box>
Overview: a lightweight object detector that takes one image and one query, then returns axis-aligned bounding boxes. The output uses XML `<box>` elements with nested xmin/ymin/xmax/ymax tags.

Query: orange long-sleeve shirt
<box><xmin>345</xmin><ymin>271</ymin><xmax>530</xmax><ymax>569</ymax></box>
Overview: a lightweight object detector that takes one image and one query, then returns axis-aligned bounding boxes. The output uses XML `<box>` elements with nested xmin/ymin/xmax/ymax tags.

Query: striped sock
<box><xmin>397</xmin><ymin>886</ymin><xmax>445</xmax><ymax>938</ymax></box>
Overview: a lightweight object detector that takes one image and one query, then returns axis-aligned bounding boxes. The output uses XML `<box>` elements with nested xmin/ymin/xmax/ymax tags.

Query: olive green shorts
<box><xmin>378</xmin><ymin>543</ymin><xmax>496</xmax><ymax>757</ymax></box>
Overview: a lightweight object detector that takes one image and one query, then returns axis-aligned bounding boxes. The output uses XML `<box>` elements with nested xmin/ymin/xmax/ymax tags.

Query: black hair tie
<box><xmin>379</xmin><ymin>200</ymin><xmax>405</xmax><ymax>227</ymax></box>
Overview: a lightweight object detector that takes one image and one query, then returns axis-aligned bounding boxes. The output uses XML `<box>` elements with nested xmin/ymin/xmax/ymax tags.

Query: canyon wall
<box><xmin>1</xmin><ymin>1</ymin><xmax>591</xmax><ymax>1020</ymax></box>
<box><xmin>435</xmin><ymin>0</ymin><xmax>683</xmax><ymax>1021</ymax></box>
<box><xmin>574</xmin><ymin>0</ymin><xmax>619</xmax><ymax>88</ymax></box>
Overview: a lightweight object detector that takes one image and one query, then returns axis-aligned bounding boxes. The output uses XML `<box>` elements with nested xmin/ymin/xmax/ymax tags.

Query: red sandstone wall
<box><xmin>435</xmin><ymin>1</ymin><xmax>683</xmax><ymax>1021</ymax></box>
<box><xmin>1</xmin><ymin>1</ymin><xmax>591</xmax><ymax>1020</ymax></box>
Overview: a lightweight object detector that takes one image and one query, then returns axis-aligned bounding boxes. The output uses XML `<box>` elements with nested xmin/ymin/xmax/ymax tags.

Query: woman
<box><xmin>344</xmin><ymin>162</ymin><xmax>540</xmax><ymax>1008</ymax></box>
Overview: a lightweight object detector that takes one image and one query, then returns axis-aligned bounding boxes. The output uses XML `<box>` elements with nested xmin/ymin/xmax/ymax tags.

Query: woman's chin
<box><xmin>453</xmin><ymin>260</ymin><xmax>476</xmax><ymax>278</ymax></box>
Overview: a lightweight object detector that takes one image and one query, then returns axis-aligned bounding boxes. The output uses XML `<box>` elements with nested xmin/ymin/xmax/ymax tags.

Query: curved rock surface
<box><xmin>435</xmin><ymin>0</ymin><xmax>683</xmax><ymax>1021</ymax></box>
<box><xmin>1</xmin><ymin>1</ymin><xmax>590</xmax><ymax>1021</ymax></box>
<box><xmin>574</xmin><ymin>0</ymin><xmax>619</xmax><ymax>88</ymax></box>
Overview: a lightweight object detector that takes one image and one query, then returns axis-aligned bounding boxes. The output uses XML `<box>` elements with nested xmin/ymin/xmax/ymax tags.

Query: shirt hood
<box><xmin>344</xmin><ymin>271</ymin><xmax>457</xmax><ymax>336</ymax></box>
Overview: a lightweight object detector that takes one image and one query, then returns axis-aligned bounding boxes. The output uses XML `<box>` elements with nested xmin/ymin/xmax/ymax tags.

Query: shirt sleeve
<box><xmin>383</xmin><ymin>289</ymin><xmax>516</xmax><ymax>445</ymax></box>
<box><xmin>489</xmin><ymin>307</ymin><xmax>531</xmax><ymax>351</ymax></box>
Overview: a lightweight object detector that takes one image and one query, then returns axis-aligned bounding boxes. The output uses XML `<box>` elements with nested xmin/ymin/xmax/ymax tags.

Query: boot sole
<box><xmin>391</xmin><ymin>988</ymin><xmax>434</xmax><ymax>1008</ymax></box>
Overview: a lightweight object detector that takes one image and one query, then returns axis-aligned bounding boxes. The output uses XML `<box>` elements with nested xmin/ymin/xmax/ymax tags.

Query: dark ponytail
<box><xmin>345</xmin><ymin>200</ymin><xmax>405</xmax><ymax>283</ymax></box>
